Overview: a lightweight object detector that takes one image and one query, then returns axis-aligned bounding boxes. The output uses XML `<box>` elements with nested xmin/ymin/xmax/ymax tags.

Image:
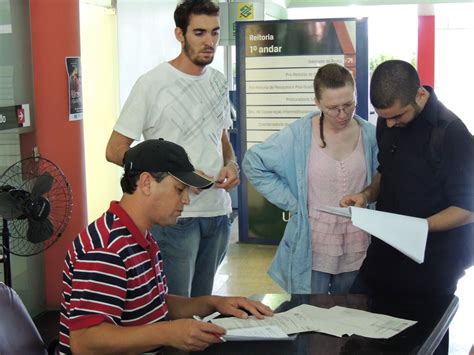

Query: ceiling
<box><xmin>283</xmin><ymin>0</ymin><xmax>473</xmax><ymax>7</ymax></box>
<box><xmin>79</xmin><ymin>0</ymin><xmax>473</xmax><ymax>11</ymax></box>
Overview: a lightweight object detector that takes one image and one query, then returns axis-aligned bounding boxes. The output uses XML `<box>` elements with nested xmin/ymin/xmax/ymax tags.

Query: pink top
<box><xmin>307</xmin><ymin>128</ymin><xmax>370</xmax><ymax>274</ymax></box>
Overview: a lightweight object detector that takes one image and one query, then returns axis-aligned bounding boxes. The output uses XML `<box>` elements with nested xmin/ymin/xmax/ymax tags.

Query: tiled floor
<box><xmin>212</xmin><ymin>217</ymin><xmax>285</xmax><ymax>297</ymax></box>
<box><xmin>214</xmin><ymin>218</ymin><xmax>474</xmax><ymax>354</ymax></box>
<box><xmin>212</xmin><ymin>242</ymin><xmax>284</xmax><ymax>297</ymax></box>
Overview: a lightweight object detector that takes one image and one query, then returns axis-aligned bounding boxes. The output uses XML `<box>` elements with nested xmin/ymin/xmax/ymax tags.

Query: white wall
<box><xmin>80</xmin><ymin>3</ymin><xmax>122</xmax><ymax>222</ymax></box>
<box><xmin>435</xmin><ymin>3</ymin><xmax>474</xmax><ymax>133</ymax></box>
<box><xmin>116</xmin><ymin>0</ymin><xmax>225</xmax><ymax>110</ymax></box>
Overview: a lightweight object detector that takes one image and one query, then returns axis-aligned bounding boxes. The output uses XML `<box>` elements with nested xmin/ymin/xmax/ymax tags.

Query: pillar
<box><xmin>29</xmin><ymin>0</ymin><xmax>88</xmax><ymax>308</ymax></box>
<box><xmin>418</xmin><ymin>4</ymin><xmax>435</xmax><ymax>86</ymax></box>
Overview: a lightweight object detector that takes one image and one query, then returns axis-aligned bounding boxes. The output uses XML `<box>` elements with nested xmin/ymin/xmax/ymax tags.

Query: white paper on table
<box><xmin>315</xmin><ymin>206</ymin><xmax>428</xmax><ymax>263</ymax></box>
<box><xmin>328</xmin><ymin>306</ymin><xmax>417</xmax><ymax>339</ymax></box>
<box><xmin>283</xmin><ymin>304</ymin><xmax>353</xmax><ymax>337</ymax></box>
<box><xmin>224</xmin><ymin>325</ymin><xmax>296</xmax><ymax>341</ymax></box>
<box><xmin>212</xmin><ymin>307</ymin><xmax>322</xmax><ymax>334</ymax></box>
<box><xmin>212</xmin><ymin>304</ymin><xmax>417</xmax><ymax>340</ymax></box>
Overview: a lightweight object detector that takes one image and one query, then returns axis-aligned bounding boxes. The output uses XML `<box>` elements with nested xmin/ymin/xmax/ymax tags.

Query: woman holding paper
<box><xmin>243</xmin><ymin>64</ymin><xmax>378</xmax><ymax>294</ymax></box>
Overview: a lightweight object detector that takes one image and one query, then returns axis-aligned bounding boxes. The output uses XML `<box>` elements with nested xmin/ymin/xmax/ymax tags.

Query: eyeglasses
<box><xmin>322</xmin><ymin>101</ymin><xmax>357</xmax><ymax>117</ymax></box>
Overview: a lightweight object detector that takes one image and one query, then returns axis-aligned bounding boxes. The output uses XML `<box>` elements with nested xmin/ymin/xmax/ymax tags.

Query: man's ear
<box><xmin>138</xmin><ymin>172</ymin><xmax>153</xmax><ymax>196</ymax></box>
<box><xmin>415</xmin><ymin>87</ymin><xmax>427</xmax><ymax>105</ymax></box>
<box><xmin>175</xmin><ymin>27</ymin><xmax>185</xmax><ymax>46</ymax></box>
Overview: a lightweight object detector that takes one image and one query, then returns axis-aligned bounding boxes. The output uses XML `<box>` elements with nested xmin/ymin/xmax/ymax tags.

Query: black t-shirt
<box><xmin>360</xmin><ymin>87</ymin><xmax>474</xmax><ymax>298</ymax></box>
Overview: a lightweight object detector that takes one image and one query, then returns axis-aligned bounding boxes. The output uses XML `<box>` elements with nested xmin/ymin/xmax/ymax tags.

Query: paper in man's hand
<box><xmin>315</xmin><ymin>206</ymin><xmax>428</xmax><ymax>263</ymax></box>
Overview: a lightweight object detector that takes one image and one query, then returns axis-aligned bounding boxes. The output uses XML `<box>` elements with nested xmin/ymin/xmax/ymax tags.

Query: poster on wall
<box><xmin>65</xmin><ymin>56</ymin><xmax>83</xmax><ymax>121</ymax></box>
<box><xmin>236</xmin><ymin>18</ymin><xmax>368</xmax><ymax>243</ymax></box>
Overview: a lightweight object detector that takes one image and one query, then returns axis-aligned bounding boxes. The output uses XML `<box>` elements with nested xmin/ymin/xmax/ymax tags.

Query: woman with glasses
<box><xmin>243</xmin><ymin>63</ymin><xmax>378</xmax><ymax>294</ymax></box>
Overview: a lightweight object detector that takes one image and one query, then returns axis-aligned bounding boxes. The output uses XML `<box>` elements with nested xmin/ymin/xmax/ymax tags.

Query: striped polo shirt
<box><xmin>59</xmin><ymin>201</ymin><xmax>168</xmax><ymax>354</ymax></box>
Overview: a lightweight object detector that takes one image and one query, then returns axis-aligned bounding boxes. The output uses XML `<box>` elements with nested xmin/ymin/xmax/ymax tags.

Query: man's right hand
<box><xmin>164</xmin><ymin>319</ymin><xmax>225</xmax><ymax>351</ymax></box>
<box><xmin>340</xmin><ymin>193</ymin><xmax>368</xmax><ymax>208</ymax></box>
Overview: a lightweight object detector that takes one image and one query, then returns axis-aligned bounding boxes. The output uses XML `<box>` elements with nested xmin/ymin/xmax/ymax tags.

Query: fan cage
<box><xmin>0</xmin><ymin>157</ymin><xmax>73</xmax><ymax>256</ymax></box>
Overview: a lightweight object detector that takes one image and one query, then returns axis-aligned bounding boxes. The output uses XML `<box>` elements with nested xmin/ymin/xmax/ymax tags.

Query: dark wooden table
<box><xmin>159</xmin><ymin>293</ymin><xmax>459</xmax><ymax>355</ymax></box>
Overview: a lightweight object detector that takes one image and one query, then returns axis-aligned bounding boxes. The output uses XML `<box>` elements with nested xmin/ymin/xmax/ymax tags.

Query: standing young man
<box><xmin>106</xmin><ymin>0</ymin><xmax>239</xmax><ymax>297</ymax></box>
<box><xmin>341</xmin><ymin>60</ymin><xmax>474</xmax><ymax>354</ymax></box>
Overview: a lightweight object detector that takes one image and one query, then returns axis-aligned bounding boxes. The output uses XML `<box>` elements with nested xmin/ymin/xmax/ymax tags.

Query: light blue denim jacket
<box><xmin>242</xmin><ymin>112</ymin><xmax>378</xmax><ymax>293</ymax></box>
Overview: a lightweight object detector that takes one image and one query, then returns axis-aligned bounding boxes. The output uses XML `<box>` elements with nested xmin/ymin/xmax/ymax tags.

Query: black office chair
<box><xmin>0</xmin><ymin>282</ymin><xmax>48</xmax><ymax>355</ymax></box>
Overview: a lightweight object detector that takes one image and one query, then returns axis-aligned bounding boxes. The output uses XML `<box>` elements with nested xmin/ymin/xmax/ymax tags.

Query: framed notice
<box><xmin>236</xmin><ymin>18</ymin><xmax>368</xmax><ymax>243</ymax></box>
<box><xmin>65</xmin><ymin>56</ymin><xmax>83</xmax><ymax>121</ymax></box>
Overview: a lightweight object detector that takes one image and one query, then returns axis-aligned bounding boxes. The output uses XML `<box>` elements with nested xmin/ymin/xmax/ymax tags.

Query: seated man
<box><xmin>59</xmin><ymin>139</ymin><xmax>273</xmax><ymax>354</ymax></box>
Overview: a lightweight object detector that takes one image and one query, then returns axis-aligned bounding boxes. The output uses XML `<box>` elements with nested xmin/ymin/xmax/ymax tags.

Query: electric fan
<box><xmin>0</xmin><ymin>157</ymin><xmax>72</xmax><ymax>287</ymax></box>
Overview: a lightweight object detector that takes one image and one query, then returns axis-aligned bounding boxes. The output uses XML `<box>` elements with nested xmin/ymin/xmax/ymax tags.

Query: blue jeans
<box><xmin>152</xmin><ymin>215</ymin><xmax>231</xmax><ymax>297</ymax></box>
<box><xmin>311</xmin><ymin>270</ymin><xmax>359</xmax><ymax>294</ymax></box>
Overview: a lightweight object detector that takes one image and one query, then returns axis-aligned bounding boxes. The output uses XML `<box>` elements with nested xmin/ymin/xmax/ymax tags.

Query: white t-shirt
<box><xmin>115</xmin><ymin>62</ymin><xmax>232</xmax><ymax>217</ymax></box>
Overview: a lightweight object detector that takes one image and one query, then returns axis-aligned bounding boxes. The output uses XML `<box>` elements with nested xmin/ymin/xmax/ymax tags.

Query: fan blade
<box><xmin>0</xmin><ymin>191</ymin><xmax>23</xmax><ymax>220</ymax></box>
<box><xmin>27</xmin><ymin>217</ymin><xmax>54</xmax><ymax>243</ymax></box>
<box><xmin>31</xmin><ymin>173</ymin><xmax>54</xmax><ymax>196</ymax></box>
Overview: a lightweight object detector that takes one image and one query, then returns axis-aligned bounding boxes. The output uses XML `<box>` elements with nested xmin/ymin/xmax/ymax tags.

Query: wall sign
<box><xmin>236</xmin><ymin>18</ymin><xmax>368</xmax><ymax>243</ymax></box>
<box><xmin>0</xmin><ymin>104</ymin><xmax>30</xmax><ymax>131</ymax></box>
<box><xmin>65</xmin><ymin>56</ymin><xmax>83</xmax><ymax>121</ymax></box>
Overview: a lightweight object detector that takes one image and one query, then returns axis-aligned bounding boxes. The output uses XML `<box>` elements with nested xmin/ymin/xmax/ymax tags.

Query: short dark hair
<box><xmin>174</xmin><ymin>0</ymin><xmax>219</xmax><ymax>35</ymax></box>
<box><xmin>120</xmin><ymin>171</ymin><xmax>168</xmax><ymax>194</ymax></box>
<box><xmin>313</xmin><ymin>63</ymin><xmax>355</xmax><ymax>101</ymax></box>
<box><xmin>370</xmin><ymin>60</ymin><xmax>420</xmax><ymax>109</ymax></box>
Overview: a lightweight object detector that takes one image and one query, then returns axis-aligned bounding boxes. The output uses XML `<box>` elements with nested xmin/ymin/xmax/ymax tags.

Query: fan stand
<box><xmin>1</xmin><ymin>218</ymin><xmax>13</xmax><ymax>287</ymax></box>
<box><xmin>0</xmin><ymin>157</ymin><xmax>73</xmax><ymax>285</ymax></box>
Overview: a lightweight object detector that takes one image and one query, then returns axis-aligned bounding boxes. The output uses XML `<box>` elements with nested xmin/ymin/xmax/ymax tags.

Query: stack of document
<box><xmin>212</xmin><ymin>304</ymin><xmax>417</xmax><ymax>341</ymax></box>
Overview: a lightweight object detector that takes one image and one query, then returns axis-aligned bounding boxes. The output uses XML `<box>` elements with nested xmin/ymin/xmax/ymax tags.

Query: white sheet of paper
<box><xmin>315</xmin><ymin>206</ymin><xmax>428</xmax><ymax>263</ymax></box>
<box><xmin>224</xmin><ymin>325</ymin><xmax>294</xmax><ymax>341</ymax></box>
<box><xmin>328</xmin><ymin>306</ymin><xmax>417</xmax><ymax>338</ymax></box>
<box><xmin>212</xmin><ymin>306</ymin><xmax>324</xmax><ymax>334</ymax></box>
<box><xmin>212</xmin><ymin>304</ymin><xmax>417</xmax><ymax>340</ymax></box>
<box><xmin>315</xmin><ymin>205</ymin><xmax>352</xmax><ymax>218</ymax></box>
<box><xmin>350</xmin><ymin>207</ymin><xmax>428</xmax><ymax>263</ymax></box>
<box><xmin>283</xmin><ymin>304</ymin><xmax>354</xmax><ymax>337</ymax></box>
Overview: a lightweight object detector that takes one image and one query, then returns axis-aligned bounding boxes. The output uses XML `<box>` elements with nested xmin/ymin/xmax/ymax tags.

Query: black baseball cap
<box><xmin>123</xmin><ymin>139</ymin><xmax>214</xmax><ymax>189</ymax></box>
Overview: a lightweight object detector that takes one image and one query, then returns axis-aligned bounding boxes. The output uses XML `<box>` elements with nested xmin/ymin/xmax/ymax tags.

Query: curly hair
<box><xmin>174</xmin><ymin>0</ymin><xmax>219</xmax><ymax>35</ymax></box>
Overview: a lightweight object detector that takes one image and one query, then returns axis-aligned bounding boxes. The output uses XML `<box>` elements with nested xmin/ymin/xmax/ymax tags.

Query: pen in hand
<box><xmin>193</xmin><ymin>315</ymin><xmax>227</xmax><ymax>342</ymax></box>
